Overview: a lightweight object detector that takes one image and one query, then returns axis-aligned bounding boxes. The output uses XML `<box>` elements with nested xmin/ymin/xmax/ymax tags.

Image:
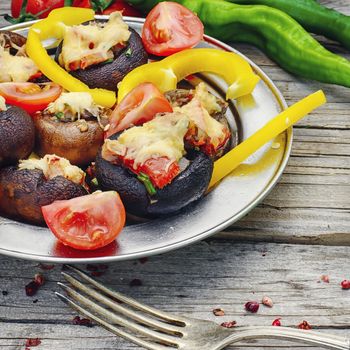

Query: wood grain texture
<box><xmin>0</xmin><ymin>1</ymin><xmax>349</xmax><ymax>349</ymax></box>
<box><xmin>1</xmin><ymin>241</ymin><xmax>350</xmax><ymax>349</ymax></box>
<box><xmin>0</xmin><ymin>0</ymin><xmax>349</xmax><ymax>245</ymax></box>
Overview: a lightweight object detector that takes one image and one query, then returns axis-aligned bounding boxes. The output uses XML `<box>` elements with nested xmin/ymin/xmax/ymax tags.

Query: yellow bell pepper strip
<box><xmin>26</xmin><ymin>8</ymin><xmax>116</xmax><ymax>108</ymax></box>
<box><xmin>208</xmin><ymin>90</ymin><xmax>327</xmax><ymax>189</ymax></box>
<box><xmin>117</xmin><ymin>48</ymin><xmax>260</xmax><ymax>103</ymax></box>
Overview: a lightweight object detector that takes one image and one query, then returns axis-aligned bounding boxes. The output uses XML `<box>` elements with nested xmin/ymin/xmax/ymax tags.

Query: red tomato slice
<box><xmin>142</xmin><ymin>2</ymin><xmax>204</xmax><ymax>56</ymax></box>
<box><xmin>0</xmin><ymin>82</ymin><xmax>62</xmax><ymax>115</ymax></box>
<box><xmin>139</xmin><ymin>157</ymin><xmax>180</xmax><ymax>189</ymax></box>
<box><xmin>42</xmin><ymin>191</ymin><xmax>126</xmax><ymax>250</ymax></box>
<box><xmin>11</xmin><ymin>0</ymin><xmax>64</xmax><ymax>19</ymax></box>
<box><xmin>101</xmin><ymin>1</ymin><xmax>142</xmax><ymax>16</ymax></box>
<box><xmin>106</xmin><ymin>82</ymin><xmax>173</xmax><ymax>137</ymax></box>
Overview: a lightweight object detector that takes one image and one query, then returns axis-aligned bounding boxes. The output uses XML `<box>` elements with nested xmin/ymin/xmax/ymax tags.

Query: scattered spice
<box><xmin>34</xmin><ymin>274</ymin><xmax>45</xmax><ymax>286</ymax></box>
<box><xmin>320</xmin><ymin>275</ymin><xmax>330</xmax><ymax>283</ymax></box>
<box><xmin>2</xmin><ymin>290</ymin><xmax>8</xmax><ymax>296</ymax></box>
<box><xmin>86</xmin><ymin>264</ymin><xmax>109</xmax><ymax>277</ymax></box>
<box><xmin>213</xmin><ymin>308</ymin><xmax>225</xmax><ymax>316</ymax></box>
<box><xmin>129</xmin><ymin>278</ymin><xmax>143</xmax><ymax>287</ymax></box>
<box><xmin>221</xmin><ymin>321</ymin><xmax>237</xmax><ymax>328</ymax></box>
<box><xmin>25</xmin><ymin>281</ymin><xmax>40</xmax><ymax>297</ymax></box>
<box><xmin>341</xmin><ymin>280</ymin><xmax>350</xmax><ymax>289</ymax></box>
<box><xmin>25</xmin><ymin>338</ymin><xmax>41</xmax><ymax>347</ymax></box>
<box><xmin>262</xmin><ymin>296</ymin><xmax>273</xmax><ymax>307</ymax></box>
<box><xmin>272</xmin><ymin>318</ymin><xmax>282</xmax><ymax>326</ymax></box>
<box><xmin>33</xmin><ymin>299</ymin><xmax>39</xmax><ymax>304</ymax></box>
<box><xmin>72</xmin><ymin>316</ymin><xmax>93</xmax><ymax>327</ymax></box>
<box><xmin>125</xmin><ymin>48</ymin><xmax>133</xmax><ymax>57</ymax></box>
<box><xmin>245</xmin><ymin>301</ymin><xmax>259</xmax><ymax>313</ymax></box>
<box><xmin>139</xmin><ymin>257</ymin><xmax>149</xmax><ymax>264</ymax></box>
<box><xmin>38</xmin><ymin>264</ymin><xmax>55</xmax><ymax>270</ymax></box>
<box><xmin>298</xmin><ymin>320</ymin><xmax>312</xmax><ymax>330</ymax></box>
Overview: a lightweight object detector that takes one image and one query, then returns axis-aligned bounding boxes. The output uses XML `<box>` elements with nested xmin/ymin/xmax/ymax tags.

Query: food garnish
<box><xmin>272</xmin><ymin>318</ymin><xmax>282</xmax><ymax>326</ymax></box>
<box><xmin>262</xmin><ymin>296</ymin><xmax>273</xmax><ymax>307</ymax></box>
<box><xmin>0</xmin><ymin>82</ymin><xmax>62</xmax><ymax>115</ymax></box>
<box><xmin>213</xmin><ymin>308</ymin><xmax>225</xmax><ymax>316</ymax></box>
<box><xmin>142</xmin><ymin>2</ymin><xmax>204</xmax><ymax>56</ymax></box>
<box><xmin>59</xmin><ymin>12</ymin><xmax>130</xmax><ymax>71</ymax></box>
<box><xmin>19</xmin><ymin>154</ymin><xmax>86</xmax><ymax>186</ymax></box>
<box><xmin>221</xmin><ymin>321</ymin><xmax>237</xmax><ymax>328</ymax></box>
<box><xmin>41</xmin><ymin>191</ymin><xmax>126</xmax><ymax>250</ymax></box>
<box><xmin>117</xmin><ymin>48</ymin><xmax>260</xmax><ymax>102</ymax></box>
<box><xmin>341</xmin><ymin>280</ymin><xmax>350</xmax><ymax>290</ymax></box>
<box><xmin>106</xmin><ymin>82</ymin><xmax>173</xmax><ymax>137</ymax></box>
<box><xmin>209</xmin><ymin>90</ymin><xmax>327</xmax><ymax>188</ymax></box>
<box><xmin>298</xmin><ymin>320</ymin><xmax>312</xmax><ymax>330</ymax></box>
<box><xmin>26</xmin><ymin>8</ymin><xmax>116</xmax><ymax>107</ymax></box>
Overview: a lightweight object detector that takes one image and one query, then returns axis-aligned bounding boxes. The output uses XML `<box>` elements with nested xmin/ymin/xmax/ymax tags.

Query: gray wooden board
<box><xmin>0</xmin><ymin>1</ymin><xmax>349</xmax><ymax>245</ymax></box>
<box><xmin>0</xmin><ymin>0</ymin><xmax>350</xmax><ymax>349</ymax></box>
<box><xmin>0</xmin><ymin>241</ymin><xmax>350</xmax><ymax>349</ymax></box>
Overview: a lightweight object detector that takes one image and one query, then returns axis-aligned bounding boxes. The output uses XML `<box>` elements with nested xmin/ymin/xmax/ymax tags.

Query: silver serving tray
<box><xmin>0</xmin><ymin>17</ymin><xmax>292</xmax><ymax>263</ymax></box>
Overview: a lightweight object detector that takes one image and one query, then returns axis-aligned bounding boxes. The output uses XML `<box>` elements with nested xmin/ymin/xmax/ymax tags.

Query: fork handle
<box><xmin>216</xmin><ymin>326</ymin><xmax>350</xmax><ymax>350</ymax></box>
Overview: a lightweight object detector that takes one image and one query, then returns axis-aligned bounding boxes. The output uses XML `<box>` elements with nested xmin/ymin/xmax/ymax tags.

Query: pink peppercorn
<box><xmin>341</xmin><ymin>280</ymin><xmax>350</xmax><ymax>289</ymax></box>
<box><xmin>272</xmin><ymin>318</ymin><xmax>281</xmax><ymax>326</ymax></box>
<box><xmin>245</xmin><ymin>301</ymin><xmax>259</xmax><ymax>313</ymax></box>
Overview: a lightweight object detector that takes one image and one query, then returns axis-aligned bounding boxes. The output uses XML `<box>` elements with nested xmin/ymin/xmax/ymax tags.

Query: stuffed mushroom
<box><xmin>34</xmin><ymin>92</ymin><xmax>110</xmax><ymax>167</ymax></box>
<box><xmin>55</xmin><ymin>12</ymin><xmax>148</xmax><ymax>91</ymax></box>
<box><xmin>0</xmin><ymin>97</ymin><xmax>35</xmax><ymax>167</ymax></box>
<box><xmin>0</xmin><ymin>154</ymin><xmax>88</xmax><ymax>224</ymax></box>
<box><xmin>0</xmin><ymin>30</ymin><xmax>41</xmax><ymax>83</ymax></box>
<box><xmin>96</xmin><ymin>83</ymin><xmax>231</xmax><ymax>217</ymax></box>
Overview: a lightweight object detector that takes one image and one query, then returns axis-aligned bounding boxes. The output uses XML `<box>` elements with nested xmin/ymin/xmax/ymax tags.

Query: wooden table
<box><xmin>0</xmin><ymin>1</ymin><xmax>349</xmax><ymax>349</ymax></box>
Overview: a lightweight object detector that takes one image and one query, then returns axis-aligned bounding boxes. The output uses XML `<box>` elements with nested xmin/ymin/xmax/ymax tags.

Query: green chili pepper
<box><xmin>226</xmin><ymin>0</ymin><xmax>350</xmax><ymax>50</ymax></box>
<box><xmin>128</xmin><ymin>0</ymin><xmax>350</xmax><ymax>88</ymax></box>
<box><xmin>137</xmin><ymin>172</ymin><xmax>157</xmax><ymax>196</ymax></box>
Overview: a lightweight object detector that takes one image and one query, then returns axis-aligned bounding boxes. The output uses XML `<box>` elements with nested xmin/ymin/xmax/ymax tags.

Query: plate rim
<box><xmin>0</xmin><ymin>16</ymin><xmax>292</xmax><ymax>263</ymax></box>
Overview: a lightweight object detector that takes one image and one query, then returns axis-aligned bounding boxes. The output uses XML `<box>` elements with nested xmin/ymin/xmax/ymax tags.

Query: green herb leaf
<box><xmin>55</xmin><ymin>112</ymin><xmax>64</xmax><ymax>119</ymax></box>
<box><xmin>91</xmin><ymin>178</ymin><xmax>99</xmax><ymax>186</ymax></box>
<box><xmin>137</xmin><ymin>172</ymin><xmax>156</xmax><ymax>196</ymax></box>
<box><xmin>125</xmin><ymin>48</ymin><xmax>133</xmax><ymax>58</ymax></box>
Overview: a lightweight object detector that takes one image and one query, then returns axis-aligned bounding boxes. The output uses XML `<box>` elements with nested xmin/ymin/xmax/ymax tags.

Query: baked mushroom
<box><xmin>0</xmin><ymin>97</ymin><xmax>35</xmax><ymax>167</ymax></box>
<box><xmin>34</xmin><ymin>92</ymin><xmax>110</xmax><ymax>167</ymax></box>
<box><xmin>0</xmin><ymin>30</ymin><xmax>41</xmax><ymax>83</ymax></box>
<box><xmin>96</xmin><ymin>83</ymin><xmax>232</xmax><ymax>217</ymax></box>
<box><xmin>0</xmin><ymin>155</ymin><xmax>88</xmax><ymax>224</ymax></box>
<box><xmin>55</xmin><ymin>12</ymin><xmax>148</xmax><ymax>91</ymax></box>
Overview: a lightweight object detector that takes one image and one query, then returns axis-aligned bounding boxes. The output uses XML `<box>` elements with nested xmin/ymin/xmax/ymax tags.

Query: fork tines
<box><xmin>57</xmin><ymin>265</ymin><xmax>185</xmax><ymax>350</ymax></box>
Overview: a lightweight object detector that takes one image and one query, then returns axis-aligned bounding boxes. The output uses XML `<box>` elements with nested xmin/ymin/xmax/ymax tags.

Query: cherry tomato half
<box><xmin>0</xmin><ymin>82</ymin><xmax>62</xmax><ymax>115</ymax></box>
<box><xmin>106</xmin><ymin>82</ymin><xmax>173</xmax><ymax>137</ymax></box>
<box><xmin>142</xmin><ymin>2</ymin><xmax>204</xmax><ymax>56</ymax></box>
<box><xmin>42</xmin><ymin>191</ymin><xmax>126</xmax><ymax>250</ymax></box>
<box><xmin>101</xmin><ymin>1</ymin><xmax>142</xmax><ymax>16</ymax></box>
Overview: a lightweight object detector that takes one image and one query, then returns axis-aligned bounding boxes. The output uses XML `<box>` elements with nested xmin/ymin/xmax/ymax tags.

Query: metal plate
<box><xmin>0</xmin><ymin>17</ymin><xmax>292</xmax><ymax>263</ymax></box>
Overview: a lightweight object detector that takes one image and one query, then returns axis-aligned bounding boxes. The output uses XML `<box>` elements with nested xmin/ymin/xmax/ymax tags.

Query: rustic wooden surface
<box><xmin>0</xmin><ymin>1</ymin><xmax>350</xmax><ymax>349</ymax></box>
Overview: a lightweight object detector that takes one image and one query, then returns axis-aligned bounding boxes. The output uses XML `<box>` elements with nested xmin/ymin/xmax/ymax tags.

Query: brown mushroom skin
<box><xmin>34</xmin><ymin>114</ymin><xmax>105</xmax><ymax>167</ymax></box>
<box><xmin>55</xmin><ymin>28</ymin><xmax>148</xmax><ymax>91</ymax></box>
<box><xmin>0</xmin><ymin>30</ymin><xmax>26</xmax><ymax>51</ymax></box>
<box><xmin>0</xmin><ymin>167</ymin><xmax>87</xmax><ymax>225</ymax></box>
<box><xmin>0</xmin><ymin>106</ymin><xmax>35</xmax><ymax>167</ymax></box>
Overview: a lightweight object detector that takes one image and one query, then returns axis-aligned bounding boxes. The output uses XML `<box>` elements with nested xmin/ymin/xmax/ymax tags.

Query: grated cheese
<box><xmin>0</xmin><ymin>96</ymin><xmax>6</xmax><ymax>111</ymax></box>
<box><xmin>102</xmin><ymin>113</ymin><xmax>189</xmax><ymax>168</ymax></box>
<box><xmin>19</xmin><ymin>154</ymin><xmax>85</xmax><ymax>185</ymax></box>
<box><xmin>59</xmin><ymin>12</ymin><xmax>131</xmax><ymax>71</ymax></box>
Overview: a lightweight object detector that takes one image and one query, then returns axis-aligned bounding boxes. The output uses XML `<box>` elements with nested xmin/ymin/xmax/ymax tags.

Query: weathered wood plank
<box><xmin>0</xmin><ymin>241</ymin><xmax>350</xmax><ymax>349</ymax></box>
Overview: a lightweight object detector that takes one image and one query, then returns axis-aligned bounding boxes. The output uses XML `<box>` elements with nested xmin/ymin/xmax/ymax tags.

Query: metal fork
<box><xmin>56</xmin><ymin>265</ymin><xmax>350</xmax><ymax>350</ymax></box>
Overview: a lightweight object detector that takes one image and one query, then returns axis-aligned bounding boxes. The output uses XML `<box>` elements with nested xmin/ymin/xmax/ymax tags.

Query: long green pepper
<box><xmin>128</xmin><ymin>0</ymin><xmax>350</xmax><ymax>88</ymax></box>
<box><xmin>227</xmin><ymin>0</ymin><xmax>350</xmax><ymax>50</ymax></box>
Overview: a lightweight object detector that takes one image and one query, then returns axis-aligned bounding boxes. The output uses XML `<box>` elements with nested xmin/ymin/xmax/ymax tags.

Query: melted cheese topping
<box><xmin>193</xmin><ymin>83</ymin><xmax>222</xmax><ymax>115</ymax></box>
<box><xmin>0</xmin><ymin>96</ymin><xmax>6</xmax><ymax>111</ymax></box>
<box><xmin>60</xmin><ymin>12</ymin><xmax>131</xmax><ymax>71</ymax></box>
<box><xmin>0</xmin><ymin>47</ymin><xmax>38</xmax><ymax>82</ymax></box>
<box><xmin>174</xmin><ymin>83</ymin><xmax>227</xmax><ymax>148</ymax></box>
<box><xmin>103</xmin><ymin>113</ymin><xmax>189</xmax><ymax>168</ymax></box>
<box><xmin>19</xmin><ymin>154</ymin><xmax>85</xmax><ymax>185</ymax></box>
<box><xmin>46</xmin><ymin>92</ymin><xmax>101</xmax><ymax>120</ymax></box>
